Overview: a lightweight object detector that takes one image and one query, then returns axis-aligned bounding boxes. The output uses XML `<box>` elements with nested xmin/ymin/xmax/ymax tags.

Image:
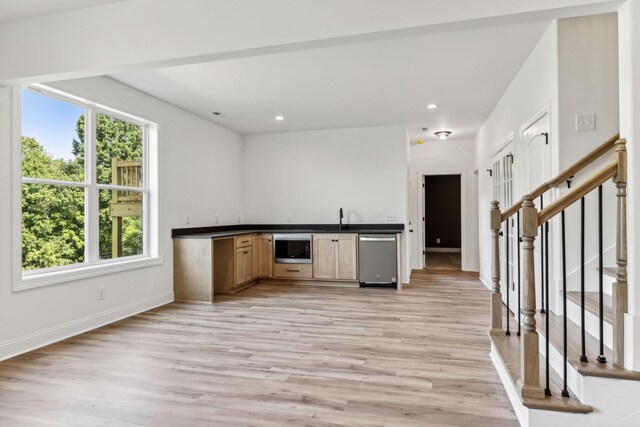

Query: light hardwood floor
<box><xmin>424</xmin><ymin>252</ymin><xmax>462</xmax><ymax>271</ymax></box>
<box><xmin>0</xmin><ymin>273</ymin><xmax>517</xmax><ymax>426</ymax></box>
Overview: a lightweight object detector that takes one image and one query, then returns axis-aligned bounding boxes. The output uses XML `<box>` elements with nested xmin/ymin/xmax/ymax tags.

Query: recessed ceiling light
<box><xmin>427</xmin><ymin>104</ymin><xmax>438</xmax><ymax>110</ymax></box>
<box><xmin>275</xmin><ymin>115</ymin><xmax>285</xmax><ymax>121</ymax></box>
<box><xmin>434</xmin><ymin>131</ymin><xmax>452</xmax><ymax>140</ymax></box>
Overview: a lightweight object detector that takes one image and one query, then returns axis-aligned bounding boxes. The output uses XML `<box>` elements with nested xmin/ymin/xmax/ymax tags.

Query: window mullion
<box><xmin>86</xmin><ymin>107</ymin><xmax>99</xmax><ymax>263</ymax></box>
<box><xmin>143</xmin><ymin>126</ymin><xmax>149</xmax><ymax>257</ymax></box>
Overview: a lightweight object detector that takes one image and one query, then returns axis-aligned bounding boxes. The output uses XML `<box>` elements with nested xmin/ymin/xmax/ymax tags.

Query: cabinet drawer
<box><xmin>235</xmin><ymin>235</ymin><xmax>253</xmax><ymax>249</ymax></box>
<box><xmin>274</xmin><ymin>263</ymin><xmax>312</xmax><ymax>279</ymax></box>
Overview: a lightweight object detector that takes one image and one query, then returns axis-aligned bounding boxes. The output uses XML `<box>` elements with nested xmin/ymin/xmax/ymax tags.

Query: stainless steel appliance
<box><xmin>358</xmin><ymin>234</ymin><xmax>398</xmax><ymax>288</ymax></box>
<box><xmin>273</xmin><ymin>234</ymin><xmax>312</xmax><ymax>264</ymax></box>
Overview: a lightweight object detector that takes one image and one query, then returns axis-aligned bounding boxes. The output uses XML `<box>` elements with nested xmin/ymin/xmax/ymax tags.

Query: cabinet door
<box><xmin>235</xmin><ymin>247</ymin><xmax>253</xmax><ymax>286</ymax></box>
<box><xmin>252</xmin><ymin>236</ymin><xmax>261</xmax><ymax>278</ymax></box>
<box><xmin>259</xmin><ymin>236</ymin><xmax>273</xmax><ymax>277</ymax></box>
<box><xmin>243</xmin><ymin>247</ymin><xmax>254</xmax><ymax>283</ymax></box>
<box><xmin>313</xmin><ymin>234</ymin><xmax>337</xmax><ymax>279</ymax></box>
<box><xmin>336</xmin><ymin>234</ymin><xmax>358</xmax><ymax>281</ymax></box>
<box><xmin>252</xmin><ymin>235</ymin><xmax>273</xmax><ymax>278</ymax></box>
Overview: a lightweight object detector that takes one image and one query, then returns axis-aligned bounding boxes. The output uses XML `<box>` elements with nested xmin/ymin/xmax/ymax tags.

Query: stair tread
<box><xmin>565</xmin><ymin>291</ymin><xmax>613</xmax><ymax>324</ymax></box>
<box><xmin>600</xmin><ymin>267</ymin><xmax>617</xmax><ymax>279</ymax></box>
<box><xmin>491</xmin><ymin>318</ymin><xmax>592</xmax><ymax>413</ymax></box>
<box><xmin>536</xmin><ymin>309</ymin><xmax>640</xmax><ymax>381</ymax></box>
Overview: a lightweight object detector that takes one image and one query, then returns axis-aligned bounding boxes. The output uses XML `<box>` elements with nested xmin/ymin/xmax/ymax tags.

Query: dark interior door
<box><xmin>424</xmin><ymin>175</ymin><xmax>461</xmax><ymax>249</ymax></box>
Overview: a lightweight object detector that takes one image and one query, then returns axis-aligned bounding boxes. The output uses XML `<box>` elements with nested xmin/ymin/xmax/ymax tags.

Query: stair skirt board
<box><xmin>490</xmin><ymin>343</ymin><xmax>530</xmax><ymax>426</ymax></box>
<box><xmin>565</xmin><ymin>296</ymin><xmax>613</xmax><ymax>349</ymax></box>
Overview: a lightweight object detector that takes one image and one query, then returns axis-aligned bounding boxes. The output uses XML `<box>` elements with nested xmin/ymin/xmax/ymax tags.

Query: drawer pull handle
<box><xmin>243</xmin><ymin>251</ymin><xmax>248</xmax><ymax>254</ymax></box>
<box><xmin>286</xmin><ymin>269</ymin><xmax>300</xmax><ymax>273</ymax></box>
<box><xmin>241</xmin><ymin>240</ymin><xmax>249</xmax><ymax>243</ymax></box>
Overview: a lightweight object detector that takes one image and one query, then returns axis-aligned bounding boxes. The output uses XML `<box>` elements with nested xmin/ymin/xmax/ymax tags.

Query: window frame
<box><xmin>12</xmin><ymin>84</ymin><xmax>160</xmax><ymax>292</ymax></box>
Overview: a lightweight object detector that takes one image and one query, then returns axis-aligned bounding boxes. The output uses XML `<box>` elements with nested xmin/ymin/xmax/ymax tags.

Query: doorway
<box><xmin>423</xmin><ymin>174</ymin><xmax>462</xmax><ymax>271</ymax></box>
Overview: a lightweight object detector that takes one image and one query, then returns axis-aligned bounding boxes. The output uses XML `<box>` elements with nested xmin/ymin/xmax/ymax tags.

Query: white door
<box><xmin>491</xmin><ymin>144</ymin><xmax>515</xmax><ymax>305</ymax></box>
<box><xmin>522</xmin><ymin>112</ymin><xmax>551</xmax><ymax>311</ymax></box>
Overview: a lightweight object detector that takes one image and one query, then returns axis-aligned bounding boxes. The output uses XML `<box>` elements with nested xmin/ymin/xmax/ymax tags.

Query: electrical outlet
<box><xmin>359</xmin><ymin>215</ymin><xmax>365</xmax><ymax>223</ymax></box>
<box><xmin>98</xmin><ymin>287</ymin><xmax>105</xmax><ymax>300</ymax></box>
<box><xmin>237</xmin><ymin>215</ymin><xmax>241</xmax><ymax>224</ymax></box>
<box><xmin>386</xmin><ymin>214</ymin><xmax>397</xmax><ymax>222</ymax></box>
<box><xmin>436</xmin><ymin>238</ymin><xmax>441</xmax><ymax>244</ymax></box>
<box><xmin>215</xmin><ymin>215</ymin><xmax>219</xmax><ymax>224</ymax></box>
<box><xmin>186</xmin><ymin>215</ymin><xmax>191</xmax><ymax>225</ymax></box>
<box><xmin>287</xmin><ymin>214</ymin><xmax>293</xmax><ymax>223</ymax></box>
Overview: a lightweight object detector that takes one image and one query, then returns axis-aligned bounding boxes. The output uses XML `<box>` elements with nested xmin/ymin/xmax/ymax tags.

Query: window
<box><xmin>18</xmin><ymin>86</ymin><xmax>157</xmax><ymax>287</ymax></box>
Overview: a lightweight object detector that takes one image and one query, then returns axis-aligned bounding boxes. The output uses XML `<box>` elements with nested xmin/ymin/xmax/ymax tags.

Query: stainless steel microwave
<box><xmin>273</xmin><ymin>234</ymin><xmax>312</xmax><ymax>264</ymax></box>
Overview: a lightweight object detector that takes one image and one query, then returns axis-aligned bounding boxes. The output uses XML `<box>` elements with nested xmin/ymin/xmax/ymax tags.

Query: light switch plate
<box><xmin>576</xmin><ymin>113</ymin><xmax>596</xmax><ymax>132</ymax></box>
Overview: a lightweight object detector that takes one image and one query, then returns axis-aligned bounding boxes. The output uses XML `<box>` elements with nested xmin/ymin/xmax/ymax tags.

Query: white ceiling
<box><xmin>113</xmin><ymin>20</ymin><xmax>550</xmax><ymax>141</ymax></box>
<box><xmin>0</xmin><ymin>0</ymin><xmax>128</xmax><ymax>23</ymax></box>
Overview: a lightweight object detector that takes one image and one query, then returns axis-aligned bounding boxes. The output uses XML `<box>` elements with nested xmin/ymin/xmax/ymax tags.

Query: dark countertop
<box><xmin>172</xmin><ymin>223</ymin><xmax>404</xmax><ymax>239</ymax></box>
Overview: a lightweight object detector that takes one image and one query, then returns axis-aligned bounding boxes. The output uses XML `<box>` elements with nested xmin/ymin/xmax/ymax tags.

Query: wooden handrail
<box><xmin>501</xmin><ymin>201</ymin><xmax>522</xmax><ymax>223</ymax></box>
<box><xmin>538</xmin><ymin>161</ymin><xmax>617</xmax><ymax>225</ymax></box>
<box><xmin>500</xmin><ymin>133</ymin><xmax>619</xmax><ymax>222</ymax></box>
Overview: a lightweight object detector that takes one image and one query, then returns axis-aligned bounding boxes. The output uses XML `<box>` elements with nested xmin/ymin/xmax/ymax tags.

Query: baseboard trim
<box><xmin>425</xmin><ymin>247</ymin><xmax>462</xmax><ymax>253</ymax></box>
<box><xmin>0</xmin><ymin>291</ymin><xmax>174</xmax><ymax>362</ymax></box>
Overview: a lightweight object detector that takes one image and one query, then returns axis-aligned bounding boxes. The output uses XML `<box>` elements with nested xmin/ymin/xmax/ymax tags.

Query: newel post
<box><xmin>490</xmin><ymin>200</ymin><xmax>503</xmax><ymax>335</ymax></box>
<box><xmin>519</xmin><ymin>195</ymin><xmax>544</xmax><ymax>399</ymax></box>
<box><xmin>613</xmin><ymin>138</ymin><xmax>628</xmax><ymax>366</ymax></box>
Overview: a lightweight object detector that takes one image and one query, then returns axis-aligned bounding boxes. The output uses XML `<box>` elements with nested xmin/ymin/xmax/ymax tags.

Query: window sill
<box><xmin>15</xmin><ymin>256</ymin><xmax>163</xmax><ymax>292</ymax></box>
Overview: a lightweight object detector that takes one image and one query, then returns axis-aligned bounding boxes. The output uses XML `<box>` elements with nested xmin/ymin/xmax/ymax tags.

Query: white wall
<box><xmin>474</xmin><ymin>21</ymin><xmax>559</xmax><ymax>288</ymax></box>
<box><xmin>408</xmin><ymin>139</ymin><xmax>479</xmax><ymax>272</ymax></box>
<box><xmin>475</xmin><ymin>14</ymin><xmax>620</xmax><ymax>303</ymax></box>
<box><xmin>242</xmin><ymin>126</ymin><xmax>407</xmax><ymax>225</ymax></box>
<box><xmin>0</xmin><ymin>76</ymin><xmax>243</xmax><ymax>360</ymax></box>
<box><xmin>557</xmin><ymin>13</ymin><xmax>619</xmax><ymax>297</ymax></box>
<box><xmin>242</xmin><ymin>125</ymin><xmax>410</xmax><ymax>282</ymax></box>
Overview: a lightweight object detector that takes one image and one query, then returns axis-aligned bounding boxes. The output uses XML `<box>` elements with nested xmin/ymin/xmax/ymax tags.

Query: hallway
<box><xmin>424</xmin><ymin>252</ymin><xmax>462</xmax><ymax>271</ymax></box>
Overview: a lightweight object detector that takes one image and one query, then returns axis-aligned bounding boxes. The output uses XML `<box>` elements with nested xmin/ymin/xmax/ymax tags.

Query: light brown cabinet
<box><xmin>274</xmin><ymin>263</ymin><xmax>313</xmax><ymax>279</ymax></box>
<box><xmin>253</xmin><ymin>234</ymin><xmax>273</xmax><ymax>278</ymax></box>
<box><xmin>313</xmin><ymin>234</ymin><xmax>358</xmax><ymax>281</ymax></box>
<box><xmin>235</xmin><ymin>246</ymin><xmax>253</xmax><ymax>286</ymax></box>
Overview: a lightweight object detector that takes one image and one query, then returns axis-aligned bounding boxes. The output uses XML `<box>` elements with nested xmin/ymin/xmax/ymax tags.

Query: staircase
<box><xmin>488</xmin><ymin>135</ymin><xmax>640</xmax><ymax>426</ymax></box>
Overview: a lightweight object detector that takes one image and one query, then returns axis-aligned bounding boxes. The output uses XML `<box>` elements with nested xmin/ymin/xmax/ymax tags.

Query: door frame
<box><xmin>417</xmin><ymin>169</ymin><xmax>467</xmax><ymax>271</ymax></box>
<box><xmin>520</xmin><ymin>104</ymin><xmax>552</xmax><ymax>196</ymax></box>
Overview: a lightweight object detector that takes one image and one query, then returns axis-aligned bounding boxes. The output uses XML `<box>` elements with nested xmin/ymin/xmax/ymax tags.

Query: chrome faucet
<box><xmin>339</xmin><ymin>208</ymin><xmax>344</xmax><ymax>231</ymax></box>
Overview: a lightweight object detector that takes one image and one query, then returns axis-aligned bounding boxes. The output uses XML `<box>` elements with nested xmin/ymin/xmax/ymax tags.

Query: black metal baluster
<box><xmin>517</xmin><ymin>211</ymin><xmax>521</xmax><ymax>336</ymax></box>
<box><xmin>540</xmin><ymin>195</ymin><xmax>546</xmax><ymax>313</ymax></box>
<box><xmin>561</xmin><ymin>210</ymin><xmax>570</xmax><ymax>397</ymax></box>
<box><xmin>544</xmin><ymin>220</ymin><xmax>551</xmax><ymax>396</ymax></box>
<box><xmin>597</xmin><ymin>185</ymin><xmax>607</xmax><ymax>364</ymax></box>
<box><xmin>580</xmin><ymin>197</ymin><xmax>588</xmax><ymax>362</ymax></box>
<box><xmin>506</xmin><ymin>220</ymin><xmax>511</xmax><ymax>336</ymax></box>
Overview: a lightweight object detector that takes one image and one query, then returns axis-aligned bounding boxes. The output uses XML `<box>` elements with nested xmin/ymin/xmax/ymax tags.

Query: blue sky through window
<box><xmin>22</xmin><ymin>89</ymin><xmax>85</xmax><ymax>161</ymax></box>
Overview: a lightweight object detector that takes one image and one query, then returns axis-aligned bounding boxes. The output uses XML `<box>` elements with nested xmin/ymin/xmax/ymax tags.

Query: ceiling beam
<box><xmin>0</xmin><ymin>0</ymin><xmax>623</xmax><ymax>84</ymax></box>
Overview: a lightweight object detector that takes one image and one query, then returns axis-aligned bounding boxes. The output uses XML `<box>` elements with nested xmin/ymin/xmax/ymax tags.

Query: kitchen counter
<box><xmin>172</xmin><ymin>224</ymin><xmax>404</xmax><ymax>239</ymax></box>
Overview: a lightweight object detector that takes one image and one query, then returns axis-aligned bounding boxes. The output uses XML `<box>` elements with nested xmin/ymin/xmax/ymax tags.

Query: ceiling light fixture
<box><xmin>434</xmin><ymin>131</ymin><xmax>452</xmax><ymax>140</ymax></box>
<box><xmin>275</xmin><ymin>115</ymin><xmax>285</xmax><ymax>121</ymax></box>
<box><xmin>427</xmin><ymin>104</ymin><xmax>438</xmax><ymax>110</ymax></box>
